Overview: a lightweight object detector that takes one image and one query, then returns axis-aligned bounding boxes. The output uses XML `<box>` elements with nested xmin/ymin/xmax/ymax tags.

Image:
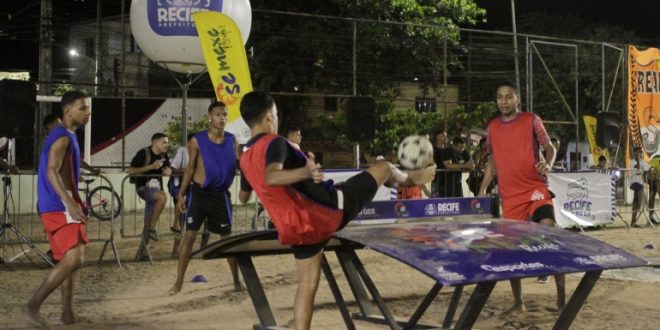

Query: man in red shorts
<box><xmin>478</xmin><ymin>81</ymin><xmax>566</xmax><ymax>313</ymax></box>
<box><xmin>238</xmin><ymin>91</ymin><xmax>436</xmax><ymax>330</ymax></box>
<box><xmin>24</xmin><ymin>91</ymin><xmax>90</xmax><ymax>327</ymax></box>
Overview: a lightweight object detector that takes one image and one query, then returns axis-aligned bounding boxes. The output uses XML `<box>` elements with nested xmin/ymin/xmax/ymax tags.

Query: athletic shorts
<box><xmin>40</xmin><ymin>212</ymin><xmax>88</xmax><ymax>261</ymax></box>
<box><xmin>185</xmin><ymin>182</ymin><xmax>232</xmax><ymax>235</ymax></box>
<box><xmin>292</xmin><ymin>171</ymin><xmax>378</xmax><ymax>259</ymax></box>
<box><xmin>502</xmin><ymin>187</ymin><xmax>555</xmax><ymax>222</ymax></box>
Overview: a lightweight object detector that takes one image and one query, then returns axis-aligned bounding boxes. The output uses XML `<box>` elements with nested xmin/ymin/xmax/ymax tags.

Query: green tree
<box><xmin>247</xmin><ymin>0</ymin><xmax>485</xmax><ymax>130</ymax></box>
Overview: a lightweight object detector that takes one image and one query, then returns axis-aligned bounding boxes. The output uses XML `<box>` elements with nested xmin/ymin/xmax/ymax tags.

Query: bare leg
<box><xmin>149</xmin><ymin>190</ymin><xmax>168</xmax><ymax>230</ymax></box>
<box><xmin>219</xmin><ymin>233</ymin><xmax>242</xmax><ymax>291</ymax></box>
<box><xmin>169</xmin><ymin>230</ymin><xmax>198</xmax><ymax>295</ymax></box>
<box><xmin>365</xmin><ymin>162</ymin><xmax>436</xmax><ymax>188</ymax></box>
<box><xmin>293</xmin><ymin>251</ymin><xmax>324</xmax><ymax>330</ymax></box>
<box><xmin>25</xmin><ymin>243</ymin><xmax>85</xmax><ymax>327</ymax></box>
<box><xmin>538</xmin><ymin>218</ymin><xmax>566</xmax><ymax>310</ymax></box>
<box><xmin>503</xmin><ymin>278</ymin><xmax>526</xmax><ymax>315</ymax></box>
<box><xmin>171</xmin><ymin>199</ymin><xmax>182</xmax><ymax>258</ymax></box>
<box><xmin>200</xmin><ymin>221</ymin><xmax>210</xmax><ymax>249</ymax></box>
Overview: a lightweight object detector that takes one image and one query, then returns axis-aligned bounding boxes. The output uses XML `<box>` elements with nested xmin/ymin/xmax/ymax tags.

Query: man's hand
<box><xmin>64</xmin><ymin>199</ymin><xmax>86</xmax><ymax>222</ymax></box>
<box><xmin>463</xmin><ymin>163</ymin><xmax>475</xmax><ymax>171</ymax></box>
<box><xmin>176</xmin><ymin>195</ymin><xmax>187</xmax><ymax>214</ymax></box>
<box><xmin>162</xmin><ymin>166</ymin><xmax>172</xmax><ymax>176</ymax></box>
<box><xmin>536</xmin><ymin>161</ymin><xmax>551</xmax><ymax>175</ymax></box>
<box><xmin>306</xmin><ymin>152</ymin><xmax>324</xmax><ymax>183</ymax></box>
<box><xmin>151</xmin><ymin>159</ymin><xmax>165</xmax><ymax>170</ymax></box>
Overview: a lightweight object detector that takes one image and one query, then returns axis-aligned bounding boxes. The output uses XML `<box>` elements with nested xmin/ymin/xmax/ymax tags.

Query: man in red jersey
<box><xmin>478</xmin><ymin>81</ymin><xmax>566</xmax><ymax>313</ymax></box>
<box><xmin>238</xmin><ymin>91</ymin><xmax>436</xmax><ymax>330</ymax></box>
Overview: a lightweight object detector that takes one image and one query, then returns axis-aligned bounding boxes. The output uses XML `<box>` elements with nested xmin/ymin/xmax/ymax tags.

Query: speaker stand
<box><xmin>354</xmin><ymin>143</ymin><xmax>360</xmax><ymax>169</ymax></box>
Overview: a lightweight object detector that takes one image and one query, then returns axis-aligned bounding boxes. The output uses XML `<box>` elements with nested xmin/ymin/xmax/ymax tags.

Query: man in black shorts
<box><xmin>168</xmin><ymin>101</ymin><xmax>241</xmax><ymax>295</ymax></box>
<box><xmin>238</xmin><ymin>91</ymin><xmax>436</xmax><ymax>330</ymax></box>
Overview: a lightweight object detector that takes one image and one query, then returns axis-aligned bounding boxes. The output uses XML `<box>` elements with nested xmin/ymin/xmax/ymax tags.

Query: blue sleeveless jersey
<box><xmin>37</xmin><ymin>126</ymin><xmax>81</xmax><ymax>213</ymax></box>
<box><xmin>195</xmin><ymin>130</ymin><xmax>236</xmax><ymax>191</ymax></box>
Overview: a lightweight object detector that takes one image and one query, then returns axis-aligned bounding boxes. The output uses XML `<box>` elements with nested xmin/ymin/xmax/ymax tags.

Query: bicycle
<box><xmin>80</xmin><ymin>174</ymin><xmax>122</xmax><ymax>221</ymax></box>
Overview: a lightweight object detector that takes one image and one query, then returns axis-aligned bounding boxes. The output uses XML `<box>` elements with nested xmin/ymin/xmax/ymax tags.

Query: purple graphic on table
<box><xmin>335</xmin><ymin>220</ymin><xmax>647</xmax><ymax>286</ymax></box>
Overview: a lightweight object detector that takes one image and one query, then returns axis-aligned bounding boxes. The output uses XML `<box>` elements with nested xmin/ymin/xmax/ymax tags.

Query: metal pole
<box><xmin>526</xmin><ymin>37</ymin><xmax>530</xmax><ymax>110</ymax></box>
<box><xmin>601</xmin><ymin>43</ymin><xmax>605</xmax><ymax>112</ymax></box>
<box><xmin>443</xmin><ymin>37</ymin><xmax>448</xmax><ymax>132</ymax></box>
<box><xmin>352</xmin><ymin>19</ymin><xmax>359</xmax><ymax>168</ymax></box>
<box><xmin>182</xmin><ymin>75</ymin><xmax>190</xmax><ymax>146</ymax></box>
<box><xmin>95</xmin><ymin>0</ymin><xmax>103</xmax><ymax>95</ymax></box>
<box><xmin>120</xmin><ymin>0</ymin><xmax>127</xmax><ymax>169</ymax></box>
<box><xmin>511</xmin><ymin>0</ymin><xmax>521</xmax><ymax>90</ymax></box>
<box><xmin>38</xmin><ymin>0</ymin><xmax>53</xmax><ymax>168</ymax></box>
<box><xmin>352</xmin><ymin>20</ymin><xmax>357</xmax><ymax>96</ymax></box>
<box><xmin>575</xmin><ymin>46</ymin><xmax>580</xmax><ymax>170</ymax></box>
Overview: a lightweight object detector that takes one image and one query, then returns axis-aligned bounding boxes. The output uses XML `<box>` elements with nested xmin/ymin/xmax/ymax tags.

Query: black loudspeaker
<box><xmin>346</xmin><ymin>96</ymin><xmax>375</xmax><ymax>142</ymax></box>
<box><xmin>596</xmin><ymin>112</ymin><xmax>620</xmax><ymax>149</ymax></box>
<box><xmin>0</xmin><ymin>80</ymin><xmax>37</xmax><ymax>166</ymax></box>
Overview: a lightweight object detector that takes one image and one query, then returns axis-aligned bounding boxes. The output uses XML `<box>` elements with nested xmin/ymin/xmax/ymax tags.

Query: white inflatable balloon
<box><xmin>130</xmin><ymin>0</ymin><xmax>252</xmax><ymax>74</ymax></box>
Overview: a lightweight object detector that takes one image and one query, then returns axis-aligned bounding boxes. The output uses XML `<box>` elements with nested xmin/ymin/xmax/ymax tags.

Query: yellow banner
<box><xmin>193</xmin><ymin>11</ymin><xmax>252</xmax><ymax>140</ymax></box>
<box><xmin>628</xmin><ymin>45</ymin><xmax>660</xmax><ymax>168</ymax></box>
<box><xmin>583</xmin><ymin>115</ymin><xmax>609</xmax><ymax>162</ymax></box>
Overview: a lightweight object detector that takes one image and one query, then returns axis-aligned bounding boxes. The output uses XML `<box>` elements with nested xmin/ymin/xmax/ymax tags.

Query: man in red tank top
<box><xmin>238</xmin><ymin>91</ymin><xmax>436</xmax><ymax>330</ymax></box>
<box><xmin>478</xmin><ymin>81</ymin><xmax>566</xmax><ymax>313</ymax></box>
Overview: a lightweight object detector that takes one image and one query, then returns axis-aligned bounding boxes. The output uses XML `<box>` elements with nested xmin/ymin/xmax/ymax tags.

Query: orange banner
<box><xmin>627</xmin><ymin>45</ymin><xmax>660</xmax><ymax>168</ymax></box>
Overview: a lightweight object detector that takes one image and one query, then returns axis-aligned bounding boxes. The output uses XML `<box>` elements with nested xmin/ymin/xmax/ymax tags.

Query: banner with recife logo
<box><xmin>149</xmin><ymin>0</ymin><xmax>222</xmax><ymax>36</ymax></box>
<box><xmin>193</xmin><ymin>11</ymin><xmax>252</xmax><ymax>143</ymax></box>
<box><xmin>628</xmin><ymin>46</ymin><xmax>660</xmax><ymax>168</ymax></box>
<box><xmin>548</xmin><ymin>171</ymin><xmax>614</xmax><ymax>228</ymax></box>
<box><xmin>352</xmin><ymin>197</ymin><xmax>493</xmax><ymax>223</ymax></box>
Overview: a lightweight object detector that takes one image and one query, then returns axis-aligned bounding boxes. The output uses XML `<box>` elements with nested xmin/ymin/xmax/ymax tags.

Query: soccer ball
<box><xmin>397</xmin><ymin>135</ymin><xmax>434</xmax><ymax>169</ymax></box>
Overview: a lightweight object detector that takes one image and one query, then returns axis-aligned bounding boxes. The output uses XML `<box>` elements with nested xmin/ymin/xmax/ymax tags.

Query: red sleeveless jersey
<box><xmin>487</xmin><ymin>112</ymin><xmax>548</xmax><ymax>199</ymax></box>
<box><xmin>240</xmin><ymin>133</ymin><xmax>343</xmax><ymax>245</ymax></box>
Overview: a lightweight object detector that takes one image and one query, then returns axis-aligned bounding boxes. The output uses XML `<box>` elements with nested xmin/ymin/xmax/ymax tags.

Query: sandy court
<box><xmin>0</xmin><ymin>212</ymin><xmax>659</xmax><ymax>330</ymax></box>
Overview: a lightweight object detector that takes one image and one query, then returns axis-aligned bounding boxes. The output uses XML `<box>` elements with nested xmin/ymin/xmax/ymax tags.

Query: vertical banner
<box><xmin>193</xmin><ymin>11</ymin><xmax>252</xmax><ymax>143</ymax></box>
<box><xmin>627</xmin><ymin>45</ymin><xmax>660</xmax><ymax>168</ymax></box>
<box><xmin>583</xmin><ymin>115</ymin><xmax>609</xmax><ymax>163</ymax></box>
<box><xmin>548</xmin><ymin>172</ymin><xmax>615</xmax><ymax>228</ymax></box>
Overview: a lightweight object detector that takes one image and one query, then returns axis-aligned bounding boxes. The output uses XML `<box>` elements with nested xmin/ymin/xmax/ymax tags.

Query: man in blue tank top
<box><xmin>24</xmin><ymin>91</ymin><xmax>90</xmax><ymax>327</ymax></box>
<box><xmin>168</xmin><ymin>101</ymin><xmax>242</xmax><ymax>295</ymax></box>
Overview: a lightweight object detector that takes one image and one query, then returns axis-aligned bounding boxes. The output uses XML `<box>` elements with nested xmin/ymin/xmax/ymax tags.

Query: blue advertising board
<box><xmin>335</xmin><ymin>220</ymin><xmax>648</xmax><ymax>286</ymax></box>
<box><xmin>353</xmin><ymin>197</ymin><xmax>493</xmax><ymax>222</ymax></box>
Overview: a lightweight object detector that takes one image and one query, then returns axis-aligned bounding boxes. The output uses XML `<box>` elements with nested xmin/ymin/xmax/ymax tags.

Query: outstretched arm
<box><xmin>265</xmin><ymin>152</ymin><xmax>323</xmax><ymax>186</ymax></box>
<box><xmin>478</xmin><ymin>158</ymin><xmax>496</xmax><ymax>196</ymax></box>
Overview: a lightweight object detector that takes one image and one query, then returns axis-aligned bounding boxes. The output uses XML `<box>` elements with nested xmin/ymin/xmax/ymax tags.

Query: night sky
<box><xmin>0</xmin><ymin>0</ymin><xmax>659</xmax><ymax>76</ymax></box>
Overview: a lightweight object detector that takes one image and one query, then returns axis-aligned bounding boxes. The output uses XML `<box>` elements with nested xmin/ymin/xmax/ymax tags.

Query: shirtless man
<box><xmin>169</xmin><ymin>101</ymin><xmax>241</xmax><ymax>295</ymax></box>
<box><xmin>24</xmin><ymin>90</ymin><xmax>90</xmax><ymax>326</ymax></box>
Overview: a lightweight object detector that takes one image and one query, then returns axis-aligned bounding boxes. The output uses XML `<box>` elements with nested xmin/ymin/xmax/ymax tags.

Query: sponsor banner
<box><xmin>335</xmin><ymin>220</ymin><xmax>647</xmax><ymax>286</ymax></box>
<box><xmin>193</xmin><ymin>11</ymin><xmax>252</xmax><ymax>143</ymax></box>
<box><xmin>583</xmin><ymin>115</ymin><xmax>609</xmax><ymax>162</ymax></box>
<box><xmin>628</xmin><ymin>45</ymin><xmax>660</xmax><ymax>168</ymax></box>
<box><xmin>149</xmin><ymin>0</ymin><xmax>222</xmax><ymax>36</ymax></box>
<box><xmin>353</xmin><ymin>197</ymin><xmax>492</xmax><ymax>221</ymax></box>
<box><xmin>548</xmin><ymin>172</ymin><xmax>614</xmax><ymax>228</ymax></box>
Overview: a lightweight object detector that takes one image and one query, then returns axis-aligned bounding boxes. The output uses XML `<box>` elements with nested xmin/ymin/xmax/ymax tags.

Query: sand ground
<box><xmin>1</xmin><ymin>209</ymin><xmax>659</xmax><ymax>330</ymax></box>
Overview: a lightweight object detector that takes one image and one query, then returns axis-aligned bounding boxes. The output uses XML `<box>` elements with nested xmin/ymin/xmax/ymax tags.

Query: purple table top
<box><xmin>334</xmin><ymin>220</ymin><xmax>648</xmax><ymax>286</ymax></box>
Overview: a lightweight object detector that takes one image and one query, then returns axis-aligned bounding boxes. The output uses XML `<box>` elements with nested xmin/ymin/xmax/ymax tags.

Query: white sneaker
<box><xmin>537</xmin><ymin>276</ymin><xmax>550</xmax><ymax>283</ymax></box>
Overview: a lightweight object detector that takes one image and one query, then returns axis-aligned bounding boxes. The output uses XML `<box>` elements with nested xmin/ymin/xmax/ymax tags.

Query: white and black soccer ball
<box><xmin>397</xmin><ymin>135</ymin><xmax>434</xmax><ymax>170</ymax></box>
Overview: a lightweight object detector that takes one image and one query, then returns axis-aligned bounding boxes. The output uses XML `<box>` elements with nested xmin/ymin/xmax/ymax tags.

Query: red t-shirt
<box><xmin>487</xmin><ymin>112</ymin><xmax>550</xmax><ymax>200</ymax></box>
